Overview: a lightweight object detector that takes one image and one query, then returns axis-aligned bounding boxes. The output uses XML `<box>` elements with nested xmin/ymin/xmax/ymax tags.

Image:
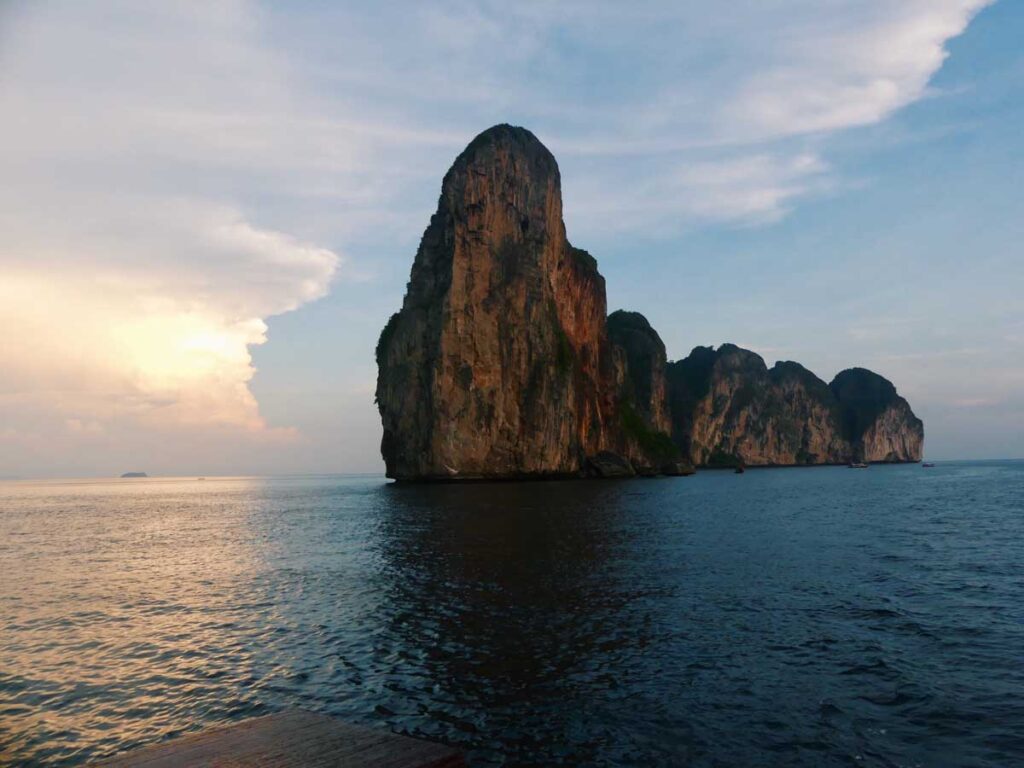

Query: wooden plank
<box><xmin>96</xmin><ymin>710</ymin><xmax>466</xmax><ymax>768</ymax></box>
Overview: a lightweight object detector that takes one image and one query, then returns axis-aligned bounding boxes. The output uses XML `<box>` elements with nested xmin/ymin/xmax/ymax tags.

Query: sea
<box><xmin>1</xmin><ymin>461</ymin><xmax>1022</xmax><ymax>767</ymax></box>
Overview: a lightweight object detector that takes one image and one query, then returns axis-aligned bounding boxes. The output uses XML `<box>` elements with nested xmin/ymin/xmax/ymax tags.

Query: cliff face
<box><xmin>771</xmin><ymin>362</ymin><xmax>851</xmax><ymax>464</ymax></box>
<box><xmin>376</xmin><ymin>125</ymin><xmax>673</xmax><ymax>480</ymax></box>
<box><xmin>606</xmin><ymin>310</ymin><xmax>681</xmax><ymax>474</ymax></box>
<box><xmin>665</xmin><ymin>345</ymin><xmax>847</xmax><ymax>466</ymax></box>
<box><xmin>666</xmin><ymin>345</ymin><xmax>923</xmax><ymax>466</ymax></box>
<box><xmin>829</xmin><ymin>368</ymin><xmax>924</xmax><ymax>462</ymax></box>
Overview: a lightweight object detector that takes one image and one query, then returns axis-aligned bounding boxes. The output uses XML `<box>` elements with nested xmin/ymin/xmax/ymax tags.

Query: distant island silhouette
<box><xmin>120</xmin><ymin>472</ymin><xmax>148</xmax><ymax>478</ymax></box>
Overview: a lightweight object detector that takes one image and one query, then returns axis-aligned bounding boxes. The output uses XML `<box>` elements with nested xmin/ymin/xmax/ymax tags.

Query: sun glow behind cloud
<box><xmin>0</xmin><ymin>2</ymin><xmax>342</xmax><ymax>473</ymax></box>
<box><xmin>0</xmin><ymin>198</ymin><xmax>340</xmax><ymax>444</ymax></box>
<box><xmin>0</xmin><ymin>221</ymin><xmax>334</xmax><ymax>437</ymax></box>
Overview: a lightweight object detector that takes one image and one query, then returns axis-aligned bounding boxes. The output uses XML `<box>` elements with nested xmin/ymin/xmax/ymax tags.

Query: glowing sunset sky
<box><xmin>1</xmin><ymin>1</ymin><xmax>1020</xmax><ymax>477</ymax></box>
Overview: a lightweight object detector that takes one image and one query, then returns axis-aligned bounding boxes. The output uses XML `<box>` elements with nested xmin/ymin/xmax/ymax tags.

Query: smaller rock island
<box><xmin>375</xmin><ymin>125</ymin><xmax>923</xmax><ymax>481</ymax></box>
<box><xmin>120</xmin><ymin>472</ymin><xmax>148</xmax><ymax>478</ymax></box>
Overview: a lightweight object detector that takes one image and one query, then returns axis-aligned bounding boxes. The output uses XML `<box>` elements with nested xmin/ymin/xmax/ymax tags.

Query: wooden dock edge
<box><xmin>94</xmin><ymin>709</ymin><xmax>466</xmax><ymax>767</ymax></box>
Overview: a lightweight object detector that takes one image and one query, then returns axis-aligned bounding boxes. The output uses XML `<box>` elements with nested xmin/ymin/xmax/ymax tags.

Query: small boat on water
<box><xmin>734</xmin><ymin>465</ymin><xmax>745</xmax><ymax>474</ymax></box>
<box><xmin>922</xmin><ymin>462</ymin><xmax>935</xmax><ymax>468</ymax></box>
<box><xmin>849</xmin><ymin>462</ymin><xmax>869</xmax><ymax>469</ymax></box>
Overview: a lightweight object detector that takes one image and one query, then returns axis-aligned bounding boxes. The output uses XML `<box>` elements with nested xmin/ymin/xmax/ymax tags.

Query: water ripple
<box><xmin>1</xmin><ymin>464</ymin><xmax>1023</xmax><ymax>766</ymax></box>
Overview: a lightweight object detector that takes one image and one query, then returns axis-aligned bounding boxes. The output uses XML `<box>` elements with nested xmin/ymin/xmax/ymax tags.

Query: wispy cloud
<box><xmin>718</xmin><ymin>1</ymin><xmax>992</xmax><ymax>140</ymax></box>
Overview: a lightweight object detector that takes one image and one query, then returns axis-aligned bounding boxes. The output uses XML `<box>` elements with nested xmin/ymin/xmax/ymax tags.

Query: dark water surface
<box><xmin>1</xmin><ymin>462</ymin><xmax>1022</xmax><ymax>766</ymax></box>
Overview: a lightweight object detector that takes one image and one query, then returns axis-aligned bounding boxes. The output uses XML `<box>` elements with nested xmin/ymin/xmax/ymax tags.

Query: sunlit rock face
<box><xmin>666</xmin><ymin>345</ymin><xmax>923</xmax><ymax>467</ymax></box>
<box><xmin>376</xmin><ymin>125</ymin><xmax>675</xmax><ymax>480</ymax></box>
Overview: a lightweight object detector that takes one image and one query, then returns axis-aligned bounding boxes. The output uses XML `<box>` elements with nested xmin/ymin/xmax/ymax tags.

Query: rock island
<box><xmin>375</xmin><ymin>125</ymin><xmax>923</xmax><ymax>480</ymax></box>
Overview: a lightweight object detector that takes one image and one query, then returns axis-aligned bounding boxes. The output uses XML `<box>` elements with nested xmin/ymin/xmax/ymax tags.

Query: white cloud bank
<box><xmin>0</xmin><ymin>1</ymin><xmax>344</xmax><ymax>473</ymax></box>
<box><xmin>0</xmin><ymin>0</ymin><xmax>993</xmax><ymax>474</ymax></box>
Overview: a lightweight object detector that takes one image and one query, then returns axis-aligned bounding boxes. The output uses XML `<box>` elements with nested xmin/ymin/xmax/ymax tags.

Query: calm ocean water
<box><xmin>1</xmin><ymin>462</ymin><xmax>1022</xmax><ymax>766</ymax></box>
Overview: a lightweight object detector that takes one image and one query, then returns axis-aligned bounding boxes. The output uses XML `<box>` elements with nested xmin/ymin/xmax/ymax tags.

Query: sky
<box><xmin>1</xmin><ymin>0</ymin><xmax>1021</xmax><ymax>478</ymax></box>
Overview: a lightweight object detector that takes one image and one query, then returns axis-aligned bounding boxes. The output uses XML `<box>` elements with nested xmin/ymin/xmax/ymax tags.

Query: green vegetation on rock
<box><xmin>706</xmin><ymin>448</ymin><xmax>743</xmax><ymax>468</ymax></box>
<box><xmin>376</xmin><ymin>313</ymin><xmax>400</xmax><ymax>367</ymax></box>
<box><xmin>568</xmin><ymin>245</ymin><xmax>598</xmax><ymax>273</ymax></box>
<box><xmin>620</xmin><ymin>401</ymin><xmax>679</xmax><ymax>462</ymax></box>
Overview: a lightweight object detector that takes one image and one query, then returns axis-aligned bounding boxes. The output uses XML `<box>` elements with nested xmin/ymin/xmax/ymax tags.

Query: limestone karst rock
<box><xmin>375</xmin><ymin>124</ymin><xmax>924</xmax><ymax>479</ymax></box>
<box><xmin>375</xmin><ymin>125</ymin><xmax>675</xmax><ymax>480</ymax></box>
<box><xmin>606</xmin><ymin>310</ymin><xmax>681</xmax><ymax>474</ymax></box>
<box><xmin>829</xmin><ymin>367</ymin><xmax>924</xmax><ymax>463</ymax></box>
<box><xmin>665</xmin><ymin>345</ymin><xmax>923</xmax><ymax>467</ymax></box>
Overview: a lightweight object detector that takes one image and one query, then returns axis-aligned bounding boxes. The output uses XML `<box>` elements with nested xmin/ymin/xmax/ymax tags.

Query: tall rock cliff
<box><xmin>666</xmin><ymin>344</ymin><xmax>923</xmax><ymax>466</ymax></box>
<box><xmin>375</xmin><ymin>125</ymin><xmax>674</xmax><ymax>480</ymax></box>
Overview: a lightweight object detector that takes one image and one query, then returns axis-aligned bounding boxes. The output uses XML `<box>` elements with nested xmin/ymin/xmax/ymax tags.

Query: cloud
<box><xmin>556</xmin><ymin>149</ymin><xmax>835</xmax><ymax>235</ymax></box>
<box><xmin>0</xmin><ymin>213</ymin><xmax>334</xmax><ymax>433</ymax></box>
<box><xmin>662</xmin><ymin>151</ymin><xmax>832</xmax><ymax>225</ymax></box>
<box><xmin>555</xmin><ymin>0</ymin><xmax>992</xmax><ymax>229</ymax></box>
<box><xmin>949</xmin><ymin>398</ymin><xmax>998</xmax><ymax>408</ymax></box>
<box><xmin>718</xmin><ymin>1</ymin><xmax>992</xmax><ymax>140</ymax></box>
<box><xmin>0</xmin><ymin>1</ymin><xmax>344</xmax><ymax>474</ymax></box>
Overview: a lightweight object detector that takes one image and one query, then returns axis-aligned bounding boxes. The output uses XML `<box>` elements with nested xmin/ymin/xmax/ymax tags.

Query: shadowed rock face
<box><xmin>375</xmin><ymin>125</ymin><xmax>674</xmax><ymax>480</ymax></box>
<box><xmin>607</xmin><ymin>311</ymin><xmax>671</xmax><ymax>433</ymax></box>
<box><xmin>665</xmin><ymin>344</ymin><xmax>846</xmax><ymax>466</ymax></box>
<box><xmin>666</xmin><ymin>345</ymin><xmax>923</xmax><ymax>466</ymax></box>
<box><xmin>606</xmin><ymin>310</ymin><xmax>680</xmax><ymax>473</ymax></box>
<box><xmin>830</xmin><ymin>368</ymin><xmax>924</xmax><ymax>462</ymax></box>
